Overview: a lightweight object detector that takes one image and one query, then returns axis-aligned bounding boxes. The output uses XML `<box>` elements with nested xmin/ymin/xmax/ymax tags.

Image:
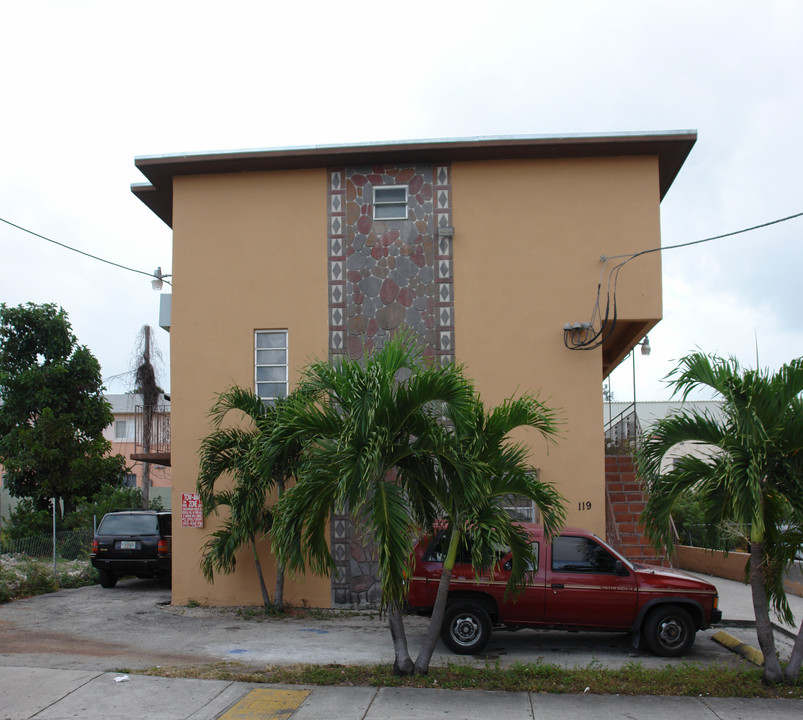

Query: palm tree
<box><xmin>636</xmin><ymin>353</ymin><xmax>803</xmax><ymax>684</ymax></box>
<box><xmin>410</xmin><ymin>393</ymin><xmax>566</xmax><ymax>674</ymax></box>
<box><xmin>197</xmin><ymin>386</ymin><xmax>300</xmax><ymax>612</ymax></box>
<box><xmin>270</xmin><ymin>331</ymin><xmax>565</xmax><ymax>675</ymax></box>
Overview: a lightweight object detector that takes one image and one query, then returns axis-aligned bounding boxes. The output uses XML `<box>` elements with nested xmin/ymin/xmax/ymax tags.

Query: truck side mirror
<box><xmin>615</xmin><ymin>560</ymin><xmax>629</xmax><ymax>576</ymax></box>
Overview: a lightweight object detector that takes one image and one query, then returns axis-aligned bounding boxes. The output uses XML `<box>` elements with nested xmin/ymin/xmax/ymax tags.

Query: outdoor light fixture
<box><xmin>151</xmin><ymin>267</ymin><xmax>172</xmax><ymax>291</ymax></box>
<box><xmin>640</xmin><ymin>335</ymin><xmax>651</xmax><ymax>356</ymax></box>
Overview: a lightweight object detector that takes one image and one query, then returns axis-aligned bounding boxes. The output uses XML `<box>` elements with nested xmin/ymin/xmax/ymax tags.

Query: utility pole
<box><xmin>141</xmin><ymin>325</ymin><xmax>151</xmax><ymax>508</ymax></box>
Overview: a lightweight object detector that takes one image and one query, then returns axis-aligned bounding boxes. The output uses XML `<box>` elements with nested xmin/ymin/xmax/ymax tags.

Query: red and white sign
<box><xmin>181</xmin><ymin>492</ymin><xmax>204</xmax><ymax>528</ymax></box>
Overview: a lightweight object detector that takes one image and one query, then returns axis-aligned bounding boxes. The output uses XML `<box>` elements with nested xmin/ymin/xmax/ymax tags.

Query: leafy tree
<box><xmin>0</xmin><ymin>303</ymin><xmax>126</xmax><ymax>520</ymax></box>
<box><xmin>65</xmin><ymin>484</ymin><xmax>164</xmax><ymax>531</ymax></box>
<box><xmin>636</xmin><ymin>353</ymin><xmax>803</xmax><ymax>684</ymax></box>
<box><xmin>197</xmin><ymin>387</ymin><xmax>301</xmax><ymax>612</ymax></box>
<box><xmin>270</xmin><ymin>331</ymin><xmax>565</xmax><ymax>675</ymax></box>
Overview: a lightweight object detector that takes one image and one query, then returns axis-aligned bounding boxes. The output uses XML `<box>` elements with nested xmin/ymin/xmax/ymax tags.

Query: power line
<box><xmin>0</xmin><ymin>216</ymin><xmax>170</xmax><ymax>284</ymax></box>
<box><xmin>565</xmin><ymin>210</ymin><xmax>803</xmax><ymax>351</ymax></box>
<box><xmin>602</xmin><ymin>210</ymin><xmax>803</xmax><ymax>263</ymax></box>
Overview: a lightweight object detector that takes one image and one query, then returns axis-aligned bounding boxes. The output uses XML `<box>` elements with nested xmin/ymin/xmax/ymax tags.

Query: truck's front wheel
<box><xmin>441</xmin><ymin>602</ymin><xmax>491</xmax><ymax>654</ymax></box>
<box><xmin>643</xmin><ymin>605</ymin><xmax>695</xmax><ymax>656</ymax></box>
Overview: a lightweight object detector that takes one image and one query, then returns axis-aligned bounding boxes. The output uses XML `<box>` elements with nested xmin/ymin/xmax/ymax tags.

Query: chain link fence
<box><xmin>1</xmin><ymin>529</ymin><xmax>97</xmax><ymax>602</ymax></box>
<box><xmin>0</xmin><ymin>528</ymin><xmax>93</xmax><ymax>560</ymax></box>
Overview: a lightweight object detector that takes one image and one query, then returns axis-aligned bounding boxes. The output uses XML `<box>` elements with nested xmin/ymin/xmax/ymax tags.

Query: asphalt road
<box><xmin>0</xmin><ymin>578</ymin><xmax>753</xmax><ymax>673</ymax></box>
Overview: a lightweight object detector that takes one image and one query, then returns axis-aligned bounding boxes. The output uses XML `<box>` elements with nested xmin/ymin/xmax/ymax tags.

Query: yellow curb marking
<box><xmin>712</xmin><ymin>630</ymin><xmax>765</xmax><ymax>666</ymax></box>
<box><xmin>218</xmin><ymin>688</ymin><xmax>310</xmax><ymax>720</ymax></box>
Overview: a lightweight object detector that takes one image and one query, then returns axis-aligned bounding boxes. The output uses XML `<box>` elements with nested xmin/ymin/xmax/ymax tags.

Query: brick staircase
<box><xmin>605</xmin><ymin>455</ymin><xmax>670</xmax><ymax>567</ymax></box>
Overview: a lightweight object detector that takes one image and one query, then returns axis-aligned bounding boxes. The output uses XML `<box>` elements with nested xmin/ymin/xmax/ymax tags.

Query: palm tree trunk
<box><xmin>251</xmin><ymin>539</ymin><xmax>272</xmax><ymax>611</ymax></box>
<box><xmin>750</xmin><ymin>541</ymin><xmax>783</xmax><ymax>684</ymax></box>
<box><xmin>273</xmin><ymin>479</ymin><xmax>286</xmax><ymax>613</ymax></box>
<box><xmin>783</xmin><ymin>624</ymin><xmax>803</xmax><ymax>684</ymax></box>
<box><xmin>273</xmin><ymin>566</ymin><xmax>286</xmax><ymax>613</ymax></box>
<box><xmin>414</xmin><ymin>529</ymin><xmax>459</xmax><ymax>674</ymax></box>
<box><xmin>388</xmin><ymin>601</ymin><xmax>414</xmax><ymax>676</ymax></box>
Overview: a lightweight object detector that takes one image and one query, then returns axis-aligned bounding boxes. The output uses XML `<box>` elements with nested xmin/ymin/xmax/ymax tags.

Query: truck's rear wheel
<box><xmin>98</xmin><ymin>570</ymin><xmax>118</xmax><ymax>589</ymax></box>
<box><xmin>441</xmin><ymin>602</ymin><xmax>491</xmax><ymax>654</ymax></box>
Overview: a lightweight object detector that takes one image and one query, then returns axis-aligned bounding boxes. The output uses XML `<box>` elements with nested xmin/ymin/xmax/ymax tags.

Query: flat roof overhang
<box><xmin>132</xmin><ymin>131</ymin><xmax>697</xmax><ymax>228</ymax></box>
<box><xmin>601</xmin><ymin>318</ymin><xmax>660</xmax><ymax>381</ymax></box>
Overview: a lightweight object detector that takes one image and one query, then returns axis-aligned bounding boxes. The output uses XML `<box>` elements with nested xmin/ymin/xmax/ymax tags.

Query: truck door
<box><xmin>545</xmin><ymin>535</ymin><xmax>637</xmax><ymax>628</ymax></box>
<box><xmin>496</xmin><ymin>541</ymin><xmax>547</xmax><ymax>624</ymax></box>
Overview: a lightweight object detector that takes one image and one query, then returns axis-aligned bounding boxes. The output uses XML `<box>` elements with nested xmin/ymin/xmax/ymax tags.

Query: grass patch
<box><xmin>140</xmin><ymin>660</ymin><xmax>803</xmax><ymax>698</ymax></box>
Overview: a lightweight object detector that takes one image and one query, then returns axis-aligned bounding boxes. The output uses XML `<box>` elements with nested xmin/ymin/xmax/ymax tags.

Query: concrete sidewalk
<box><xmin>1</xmin><ymin>667</ymin><xmax>802</xmax><ymax>720</ymax></box>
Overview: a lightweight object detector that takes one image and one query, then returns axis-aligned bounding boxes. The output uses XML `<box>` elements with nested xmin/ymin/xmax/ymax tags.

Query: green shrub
<box><xmin>0</xmin><ymin>555</ymin><xmax>97</xmax><ymax>602</ymax></box>
<box><xmin>4</xmin><ymin>499</ymin><xmax>52</xmax><ymax>539</ymax></box>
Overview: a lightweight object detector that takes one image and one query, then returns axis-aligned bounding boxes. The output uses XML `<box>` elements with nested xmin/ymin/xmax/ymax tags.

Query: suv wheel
<box><xmin>441</xmin><ymin>602</ymin><xmax>491</xmax><ymax>654</ymax></box>
<box><xmin>643</xmin><ymin>605</ymin><xmax>695</xmax><ymax>657</ymax></box>
<box><xmin>98</xmin><ymin>570</ymin><xmax>118</xmax><ymax>589</ymax></box>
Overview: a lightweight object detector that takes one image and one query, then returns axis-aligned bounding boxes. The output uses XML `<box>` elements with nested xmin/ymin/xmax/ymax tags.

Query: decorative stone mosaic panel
<box><xmin>326</xmin><ymin>162</ymin><xmax>453</xmax><ymax>606</ymax></box>
<box><xmin>341</xmin><ymin>164</ymin><xmax>436</xmax><ymax>361</ymax></box>
<box><xmin>434</xmin><ymin>165</ymin><xmax>455</xmax><ymax>365</ymax></box>
<box><xmin>328</xmin><ymin>169</ymin><xmax>347</xmax><ymax>358</ymax></box>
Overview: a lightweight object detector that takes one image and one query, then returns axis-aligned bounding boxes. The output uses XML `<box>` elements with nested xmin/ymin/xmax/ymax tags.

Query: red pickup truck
<box><xmin>407</xmin><ymin>524</ymin><xmax>721</xmax><ymax>657</ymax></box>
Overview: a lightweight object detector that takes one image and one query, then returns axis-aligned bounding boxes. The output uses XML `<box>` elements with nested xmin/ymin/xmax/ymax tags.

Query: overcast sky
<box><xmin>2</xmin><ymin>0</ymin><xmax>801</xmax><ymax>404</ymax></box>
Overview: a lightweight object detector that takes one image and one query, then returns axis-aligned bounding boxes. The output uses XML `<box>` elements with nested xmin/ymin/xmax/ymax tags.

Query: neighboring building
<box><xmin>604</xmin><ymin>399</ymin><xmax>723</xmax><ymax>470</ymax></box>
<box><xmin>103</xmin><ymin>394</ymin><xmax>172</xmax><ymax>507</ymax></box>
<box><xmin>0</xmin><ymin>394</ymin><xmax>172</xmax><ymax>521</ymax></box>
<box><xmin>132</xmin><ymin>131</ymin><xmax>696</xmax><ymax>607</ymax></box>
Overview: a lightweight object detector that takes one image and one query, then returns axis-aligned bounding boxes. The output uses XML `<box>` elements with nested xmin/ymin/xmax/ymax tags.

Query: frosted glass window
<box><xmin>373</xmin><ymin>185</ymin><xmax>408</xmax><ymax>220</ymax></box>
<box><xmin>257</xmin><ymin>366</ymin><xmax>286</xmax><ymax>382</ymax></box>
<box><xmin>255</xmin><ymin>330</ymin><xmax>288</xmax><ymax>403</ymax></box>
<box><xmin>257</xmin><ymin>349</ymin><xmax>286</xmax><ymax>364</ymax></box>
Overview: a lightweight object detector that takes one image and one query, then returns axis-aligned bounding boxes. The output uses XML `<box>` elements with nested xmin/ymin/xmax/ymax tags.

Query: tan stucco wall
<box><xmin>169</xmin><ymin>169</ymin><xmax>330</xmax><ymax>607</ymax></box>
<box><xmin>451</xmin><ymin>156</ymin><xmax>662</xmax><ymax>535</ymax></box>
<box><xmin>167</xmin><ymin>154</ymin><xmax>663</xmax><ymax>605</ymax></box>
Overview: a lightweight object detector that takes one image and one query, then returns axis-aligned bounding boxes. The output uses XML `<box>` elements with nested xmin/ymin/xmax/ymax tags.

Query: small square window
<box><xmin>373</xmin><ymin>185</ymin><xmax>408</xmax><ymax>220</ymax></box>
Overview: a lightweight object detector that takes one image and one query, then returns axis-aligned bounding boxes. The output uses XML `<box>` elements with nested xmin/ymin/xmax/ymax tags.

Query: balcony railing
<box><xmin>604</xmin><ymin>403</ymin><xmax>641</xmax><ymax>455</ymax></box>
<box><xmin>131</xmin><ymin>404</ymin><xmax>171</xmax><ymax>466</ymax></box>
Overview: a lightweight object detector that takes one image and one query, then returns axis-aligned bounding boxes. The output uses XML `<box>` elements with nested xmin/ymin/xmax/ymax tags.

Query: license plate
<box><xmin>119</xmin><ymin>541</ymin><xmax>137</xmax><ymax>550</ymax></box>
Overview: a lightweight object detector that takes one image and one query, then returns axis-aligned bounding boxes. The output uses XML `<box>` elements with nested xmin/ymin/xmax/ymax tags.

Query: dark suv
<box><xmin>90</xmin><ymin>511</ymin><xmax>172</xmax><ymax>588</ymax></box>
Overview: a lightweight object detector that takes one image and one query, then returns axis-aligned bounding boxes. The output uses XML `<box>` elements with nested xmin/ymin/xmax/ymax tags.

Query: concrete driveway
<box><xmin>0</xmin><ymin>577</ymin><xmax>767</xmax><ymax>672</ymax></box>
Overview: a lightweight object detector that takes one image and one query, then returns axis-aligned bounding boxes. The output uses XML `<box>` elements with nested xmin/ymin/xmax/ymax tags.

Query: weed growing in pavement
<box><xmin>233</xmin><ymin>604</ymin><xmax>375</xmax><ymax>622</ymax></box>
<box><xmin>140</xmin><ymin>660</ymin><xmax>803</xmax><ymax>698</ymax></box>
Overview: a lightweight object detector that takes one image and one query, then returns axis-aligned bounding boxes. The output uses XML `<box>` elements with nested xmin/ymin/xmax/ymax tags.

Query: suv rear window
<box><xmin>98</xmin><ymin>514</ymin><xmax>159</xmax><ymax>535</ymax></box>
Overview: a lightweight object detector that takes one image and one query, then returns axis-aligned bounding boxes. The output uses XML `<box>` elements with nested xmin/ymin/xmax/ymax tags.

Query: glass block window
<box><xmin>255</xmin><ymin>330</ymin><xmax>288</xmax><ymax>403</ymax></box>
<box><xmin>373</xmin><ymin>185</ymin><xmax>408</xmax><ymax>220</ymax></box>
